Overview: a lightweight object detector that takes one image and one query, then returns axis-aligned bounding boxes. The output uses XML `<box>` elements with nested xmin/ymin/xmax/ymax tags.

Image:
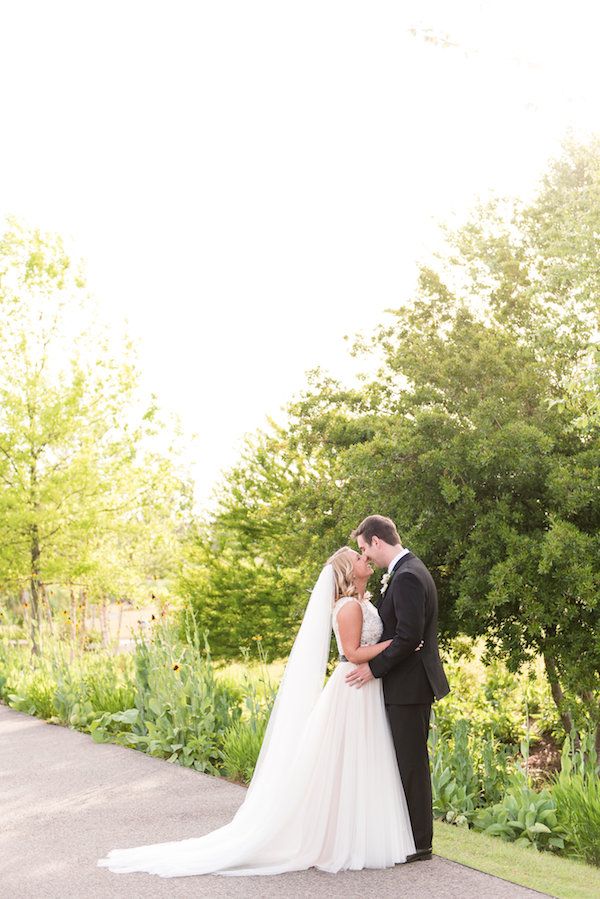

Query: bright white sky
<box><xmin>1</xmin><ymin>1</ymin><xmax>599</xmax><ymax>508</ymax></box>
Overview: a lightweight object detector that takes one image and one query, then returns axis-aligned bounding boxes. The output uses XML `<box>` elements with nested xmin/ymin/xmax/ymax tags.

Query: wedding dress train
<box><xmin>98</xmin><ymin>569</ymin><xmax>415</xmax><ymax>877</ymax></box>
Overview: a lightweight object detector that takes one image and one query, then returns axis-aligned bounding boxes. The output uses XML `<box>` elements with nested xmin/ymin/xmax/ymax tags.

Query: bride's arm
<box><xmin>336</xmin><ymin>602</ymin><xmax>393</xmax><ymax>664</ymax></box>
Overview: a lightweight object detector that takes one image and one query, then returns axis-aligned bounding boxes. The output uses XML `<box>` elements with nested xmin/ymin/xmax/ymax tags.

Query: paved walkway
<box><xmin>0</xmin><ymin>704</ymin><xmax>547</xmax><ymax>899</ymax></box>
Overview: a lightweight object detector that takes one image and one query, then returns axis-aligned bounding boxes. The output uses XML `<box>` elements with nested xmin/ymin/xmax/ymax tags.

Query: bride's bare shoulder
<box><xmin>334</xmin><ymin>596</ymin><xmax>363</xmax><ymax>616</ymax></box>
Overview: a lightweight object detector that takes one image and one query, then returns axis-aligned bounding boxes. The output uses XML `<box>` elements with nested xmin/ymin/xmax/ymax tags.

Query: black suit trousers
<box><xmin>386</xmin><ymin>703</ymin><xmax>432</xmax><ymax>852</ymax></box>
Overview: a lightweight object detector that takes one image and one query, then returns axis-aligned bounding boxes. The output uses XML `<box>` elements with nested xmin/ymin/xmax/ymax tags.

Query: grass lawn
<box><xmin>434</xmin><ymin>821</ymin><xmax>600</xmax><ymax>899</ymax></box>
<box><xmin>214</xmin><ymin>658</ymin><xmax>285</xmax><ymax>687</ymax></box>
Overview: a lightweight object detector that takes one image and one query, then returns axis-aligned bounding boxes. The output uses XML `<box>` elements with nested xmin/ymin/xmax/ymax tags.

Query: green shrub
<box><xmin>430</xmin><ymin>717</ymin><xmax>479</xmax><ymax>824</ymax></box>
<box><xmin>435</xmin><ymin>648</ymin><xmax>559</xmax><ymax>746</ymax></box>
<box><xmin>430</xmin><ymin>714</ymin><xmax>514</xmax><ymax>823</ymax></box>
<box><xmin>0</xmin><ymin>635</ymin><xmax>136</xmax><ymax>728</ymax></box>
<box><xmin>473</xmin><ymin>778</ymin><xmax>567</xmax><ymax>851</ymax></box>
<box><xmin>552</xmin><ymin>733</ymin><xmax>600</xmax><ymax>866</ymax></box>
<box><xmin>79</xmin><ymin>654</ymin><xmax>135</xmax><ymax>715</ymax></box>
<box><xmin>8</xmin><ymin>663</ymin><xmax>56</xmax><ymax>720</ymax></box>
<box><xmin>89</xmin><ymin>619</ymin><xmax>242</xmax><ymax>774</ymax></box>
<box><xmin>52</xmin><ymin>663</ymin><xmax>100</xmax><ymax>728</ymax></box>
<box><xmin>479</xmin><ymin>735</ymin><xmax>514</xmax><ymax>805</ymax></box>
<box><xmin>553</xmin><ymin>773</ymin><xmax>600</xmax><ymax>867</ymax></box>
<box><xmin>221</xmin><ymin>716</ymin><xmax>268</xmax><ymax>783</ymax></box>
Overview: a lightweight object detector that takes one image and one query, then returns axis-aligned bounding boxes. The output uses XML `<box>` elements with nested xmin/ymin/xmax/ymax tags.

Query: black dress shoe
<box><xmin>406</xmin><ymin>849</ymin><xmax>433</xmax><ymax>863</ymax></box>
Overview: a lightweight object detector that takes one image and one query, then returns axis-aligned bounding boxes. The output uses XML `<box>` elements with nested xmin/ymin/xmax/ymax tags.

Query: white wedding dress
<box><xmin>98</xmin><ymin>573</ymin><xmax>415</xmax><ymax>878</ymax></box>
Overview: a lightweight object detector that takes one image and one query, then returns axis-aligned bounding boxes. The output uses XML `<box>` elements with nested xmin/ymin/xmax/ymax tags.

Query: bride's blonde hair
<box><xmin>326</xmin><ymin>546</ymin><xmax>359</xmax><ymax>603</ymax></box>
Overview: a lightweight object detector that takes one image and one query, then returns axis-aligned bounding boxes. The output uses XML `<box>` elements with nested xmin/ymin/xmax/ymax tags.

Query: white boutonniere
<box><xmin>380</xmin><ymin>572</ymin><xmax>391</xmax><ymax>595</ymax></box>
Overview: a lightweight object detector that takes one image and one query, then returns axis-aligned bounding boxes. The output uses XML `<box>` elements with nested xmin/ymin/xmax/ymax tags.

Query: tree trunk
<box><xmin>28</xmin><ymin>446</ymin><xmax>42</xmax><ymax>656</ymax></box>
<box><xmin>114</xmin><ymin>601</ymin><xmax>124</xmax><ymax>654</ymax></box>
<box><xmin>544</xmin><ymin>652</ymin><xmax>576</xmax><ymax>739</ymax></box>
<box><xmin>41</xmin><ymin>582</ymin><xmax>55</xmax><ymax>636</ymax></box>
<box><xmin>100</xmin><ymin>597</ymin><xmax>110</xmax><ymax>648</ymax></box>
<box><xmin>79</xmin><ymin>589</ymin><xmax>88</xmax><ymax>650</ymax></box>
<box><xmin>21</xmin><ymin>587</ymin><xmax>31</xmax><ymax>648</ymax></box>
<box><xmin>29</xmin><ymin>523</ymin><xmax>42</xmax><ymax>656</ymax></box>
<box><xmin>70</xmin><ymin>587</ymin><xmax>77</xmax><ymax>663</ymax></box>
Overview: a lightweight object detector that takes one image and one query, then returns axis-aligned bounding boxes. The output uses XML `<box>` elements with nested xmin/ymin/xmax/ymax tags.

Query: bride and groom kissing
<box><xmin>98</xmin><ymin>515</ymin><xmax>450</xmax><ymax>878</ymax></box>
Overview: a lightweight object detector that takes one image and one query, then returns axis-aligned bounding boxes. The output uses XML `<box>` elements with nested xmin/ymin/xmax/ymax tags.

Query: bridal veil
<box><xmin>97</xmin><ymin>564</ymin><xmax>337</xmax><ymax>876</ymax></box>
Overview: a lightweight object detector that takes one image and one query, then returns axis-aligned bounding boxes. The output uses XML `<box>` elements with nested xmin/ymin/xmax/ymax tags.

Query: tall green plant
<box><xmin>220</xmin><ymin>643</ymin><xmax>277</xmax><ymax>782</ymax></box>
<box><xmin>552</xmin><ymin>733</ymin><xmax>600</xmax><ymax>866</ymax></box>
<box><xmin>430</xmin><ymin>717</ymin><xmax>479</xmax><ymax>825</ymax></box>
<box><xmin>90</xmin><ymin>619</ymin><xmax>241</xmax><ymax>774</ymax></box>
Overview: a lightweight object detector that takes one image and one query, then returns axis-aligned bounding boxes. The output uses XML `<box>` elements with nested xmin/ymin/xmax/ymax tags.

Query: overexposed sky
<box><xmin>1</xmin><ymin>1</ymin><xmax>599</xmax><ymax>507</ymax></box>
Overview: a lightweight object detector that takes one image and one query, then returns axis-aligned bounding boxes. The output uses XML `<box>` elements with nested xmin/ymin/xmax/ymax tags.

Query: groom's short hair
<box><xmin>351</xmin><ymin>515</ymin><xmax>401</xmax><ymax>546</ymax></box>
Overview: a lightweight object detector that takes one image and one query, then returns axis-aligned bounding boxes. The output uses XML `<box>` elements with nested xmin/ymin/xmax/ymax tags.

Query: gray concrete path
<box><xmin>0</xmin><ymin>704</ymin><xmax>547</xmax><ymax>899</ymax></box>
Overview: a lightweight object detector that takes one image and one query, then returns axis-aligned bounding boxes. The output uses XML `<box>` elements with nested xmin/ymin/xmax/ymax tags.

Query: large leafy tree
<box><xmin>0</xmin><ymin>220</ymin><xmax>191</xmax><ymax>652</ymax></box>
<box><xmin>179</xmin><ymin>427</ymin><xmax>331</xmax><ymax>659</ymax></box>
<box><xmin>183</xmin><ymin>141</ymin><xmax>599</xmax><ymax>747</ymax></box>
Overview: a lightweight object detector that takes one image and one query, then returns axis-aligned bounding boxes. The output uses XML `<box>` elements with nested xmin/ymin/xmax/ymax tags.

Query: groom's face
<box><xmin>357</xmin><ymin>534</ymin><xmax>386</xmax><ymax>568</ymax></box>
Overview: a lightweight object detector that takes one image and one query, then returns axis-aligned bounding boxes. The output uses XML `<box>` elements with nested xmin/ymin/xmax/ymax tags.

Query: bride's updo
<box><xmin>326</xmin><ymin>546</ymin><xmax>360</xmax><ymax>603</ymax></box>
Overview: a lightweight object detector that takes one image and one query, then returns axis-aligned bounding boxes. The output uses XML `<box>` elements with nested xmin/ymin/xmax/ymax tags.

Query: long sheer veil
<box><xmin>236</xmin><ymin>562</ymin><xmax>335</xmax><ymax>820</ymax></box>
<box><xmin>98</xmin><ymin>563</ymin><xmax>336</xmax><ymax>875</ymax></box>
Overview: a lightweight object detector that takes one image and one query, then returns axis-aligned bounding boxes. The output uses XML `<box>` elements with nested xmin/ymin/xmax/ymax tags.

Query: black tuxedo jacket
<box><xmin>368</xmin><ymin>552</ymin><xmax>450</xmax><ymax>705</ymax></box>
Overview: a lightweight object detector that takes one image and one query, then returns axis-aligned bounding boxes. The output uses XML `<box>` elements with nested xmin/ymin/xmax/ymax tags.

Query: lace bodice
<box><xmin>332</xmin><ymin>596</ymin><xmax>383</xmax><ymax>657</ymax></box>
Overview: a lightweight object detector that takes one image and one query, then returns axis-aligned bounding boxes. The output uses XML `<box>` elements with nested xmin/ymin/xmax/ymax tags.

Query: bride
<box><xmin>97</xmin><ymin>546</ymin><xmax>417</xmax><ymax>877</ymax></box>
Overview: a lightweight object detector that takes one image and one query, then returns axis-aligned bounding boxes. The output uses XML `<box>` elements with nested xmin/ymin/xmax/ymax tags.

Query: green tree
<box><xmin>178</xmin><ymin>426</ymin><xmax>331</xmax><ymax>659</ymax></box>
<box><xmin>0</xmin><ymin>220</ymin><xmax>191</xmax><ymax>652</ymax></box>
<box><xmin>183</xmin><ymin>140</ymin><xmax>599</xmax><ymax>747</ymax></box>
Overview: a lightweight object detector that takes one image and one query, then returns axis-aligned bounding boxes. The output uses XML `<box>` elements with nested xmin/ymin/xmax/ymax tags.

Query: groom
<box><xmin>346</xmin><ymin>515</ymin><xmax>450</xmax><ymax>862</ymax></box>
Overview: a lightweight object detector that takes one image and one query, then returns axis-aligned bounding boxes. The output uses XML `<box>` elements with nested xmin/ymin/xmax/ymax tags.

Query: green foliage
<box><xmin>0</xmin><ymin>218</ymin><xmax>192</xmax><ymax>652</ymax></box>
<box><xmin>429</xmin><ymin>712</ymin><xmax>516</xmax><ymax>825</ymax></box>
<box><xmin>0</xmin><ymin>618</ymin><xmax>243</xmax><ymax>775</ymax></box>
<box><xmin>552</xmin><ymin>734</ymin><xmax>600</xmax><ymax>866</ymax></box>
<box><xmin>176</xmin><ymin>422</ymin><xmax>331</xmax><ymax>661</ymax></box>
<box><xmin>179</xmin><ymin>519</ymin><xmax>310</xmax><ymax>660</ymax></box>
<box><xmin>3</xmin><ymin>627</ymin><xmax>600</xmax><ymax>867</ymax></box>
<box><xmin>430</xmin><ymin>718</ymin><xmax>479</xmax><ymax>825</ymax></box>
<box><xmin>176</xmin><ymin>141</ymin><xmax>600</xmax><ymax>753</ymax></box>
<box><xmin>473</xmin><ymin>783</ymin><xmax>567</xmax><ymax>852</ymax></box>
<box><xmin>221</xmin><ymin>716</ymin><xmax>269</xmax><ymax>783</ymax></box>
<box><xmin>553</xmin><ymin>774</ymin><xmax>600</xmax><ymax>866</ymax></box>
<box><xmin>0</xmin><ymin>633</ymin><xmax>136</xmax><ymax>726</ymax></box>
<box><xmin>479</xmin><ymin>734</ymin><xmax>513</xmax><ymax>806</ymax></box>
<box><xmin>219</xmin><ymin>643</ymin><xmax>277</xmax><ymax>783</ymax></box>
<box><xmin>73</xmin><ymin>655</ymin><xmax>136</xmax><ymax>716</ymax></box>
<box><xmin>91</xmin><ymin>620</ymin><xmax>241</xmax><ymax>774</ymax></box>
<box><xmin>434</xmin><ymin>648</ymin><xmax>558</xmax><ymax>745</ymax></box>
<box><xmin>8</xmin><ymin>670</ymin><xmax>56</xmax><ymax>720</ymax></box>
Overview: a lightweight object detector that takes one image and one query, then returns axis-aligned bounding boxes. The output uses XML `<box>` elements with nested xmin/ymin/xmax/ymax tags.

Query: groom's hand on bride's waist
<box><xmin>345</xmin><ymin>663</ymin><xmax>374</xmax><ymax>688</ymax></box>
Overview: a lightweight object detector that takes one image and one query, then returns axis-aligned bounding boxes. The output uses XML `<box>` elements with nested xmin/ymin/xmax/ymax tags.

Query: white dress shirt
<box><xmin>388</xmin><ymin>547</ymin><xmax>410</xmax><ymax>573</ymax></box>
